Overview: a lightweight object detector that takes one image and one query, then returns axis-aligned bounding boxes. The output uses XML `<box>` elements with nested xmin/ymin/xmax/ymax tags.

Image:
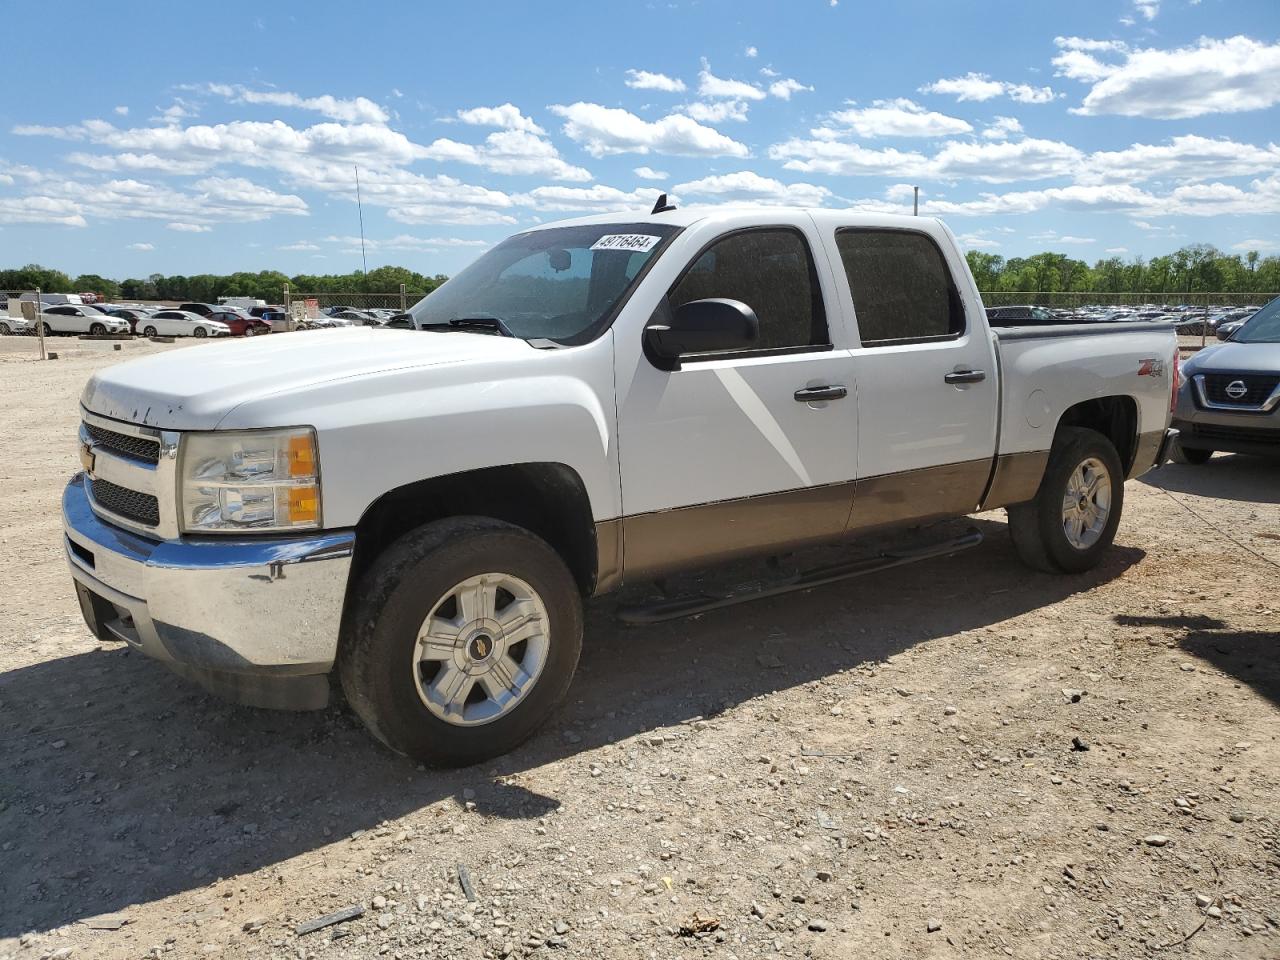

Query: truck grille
<box><xmin>1201</xmin><ymin>373</ymin><xmax>1280</xmax><ymax>407</ymax></box>
<box><xmin>84</xmin><ymin>422</ymin><xmax>160</xmax><ymax>464</ymax></box>
<box><xmin>91</xmin><ymin>477</ymin><xmax>160</xmax><ymax>527</ymax></box>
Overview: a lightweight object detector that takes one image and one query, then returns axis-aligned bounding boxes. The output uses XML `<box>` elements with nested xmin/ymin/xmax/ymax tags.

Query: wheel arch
<box><xmin>347</xmin><ymin>462</ymin><xmax>602</xmax><ymax>604</ymax></box>
<box><xmin>1054</xmin><ymin>395</ymin><xmax>1138</xmax><ymax>474</ymax></box>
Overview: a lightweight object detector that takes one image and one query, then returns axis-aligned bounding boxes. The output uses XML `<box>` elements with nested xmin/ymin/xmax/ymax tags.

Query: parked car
<box><xmin>37</xmin><ymin>304</ymin><xmax>130</xmax><ymax>336</ymax></box>
<box><xmin>251</xmin><ymin>308</ymin><xmax>292</xmax><ymax>332</ymax></box>
<box><xmin>1172</xmin><ymin>295</ymin><xmax>1280</xmax><ymax>463</ymax></box>
<box><xmin>64</xmin><ymin>206</ymin><xmax>1177</xmax><ymax>765</ymax></box>
<box><xmin>177</xmin><ymin>302</ymin><xmax>219</xmax><ymax>317</ymax></box>
<box><xmin>140</xmin><ymin>310</ymin><xmax>231</xmax><ymax>338</ymax></box>
<box><xmin>1215</xmin><ymin>312</ymin><xmax>1254</xmax><ymax>341</ymax></box>
<box><xmin>985</xmin><ymin>305</ymin><xmax>1057</xmax><ymax>325</ymax></box>
<box><xmin>207</xmin><ymin>309</ymin><xmax>271</xmax><ymax>337</ymax></box>
<box><xmin>107</xmin><ymin>308</ymin><xmax>153</xmax><ymax>334</ymax></box>
<box><xmin>0</xmin><ymin>313</ymin><xmax>31</xmax><ymax>335</ymax></box>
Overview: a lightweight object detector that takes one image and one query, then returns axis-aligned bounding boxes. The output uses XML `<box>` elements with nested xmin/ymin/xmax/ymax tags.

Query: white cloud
<box><xmin>697</xmin><ymin>62</ymin><xmax>767</xmax><ymax>100</ymax></box>
<box><xmin>67</xmin><ymin>151</ymin><xmax>216</xmax><ymax>175</ymax></box>
<box><xmin>517</xmin><ymin>184</ymin><xmax>665</xmax><ymax>213</ymax></box>
<box><xmin>1133</xmin><ymin>0</ymin><xmax>1159</xmax><ymax>21</ymax></box>
<box><xmin>455</xmin><ymin>103</ymin><xmax>543</xmax><ymax>133</ymax></box>
<box><xmin>680</xmin><ymin>100</ymin><xmax>750</xmax><ymax>123</ymax></box>
<box><xmin>550</xmin><ymin>102</ymin><xmax>749</xmax><ymax>158</ymax></box>
<box><xmin>958</xmin><ymin>234</ymin><xmax>1000</xmax><ymax>249</ymax></box>
<box><xmin>1082</xmin><ymin>135</ymin><xmax>1280</xmax><ymax>185</ymax></box>
<box><xmin>1054</xmin><ymin>35</ymin><xmax>1280</xmax><ymax>118</ymax></box>
<box><xmin>929</xmin><ymin>138</ymin><xmax>1084</xmax><ymax>183</ymax></box>
<box><xmin>167</xmin><ymin>222</ymin><xmax>210</xmax><ymax>232</ymax></box>
<box><xmin>420</xmin><ymin>127</ymin><xmax>592</xmax><ymax>181</ymax></box>
<box><xmin>770</xmin><ymin>138</ymin><xmax>931</xmax><ymax>178</ymax></box>
<box><xmin>113</xmin><ymin>105</ymin><xmax>128</xmax><ymax>116</ymax></box>
<box><xmin>822</xmin><ymin>98</ymin><xmax>973</xmax><ymax>138</ymax></box>
<box><xmin>207</xmin><ymin>84</ymin><xmax>390</xmax><ymax>124</ymax></box>
<box><xmin>982</xmin><ymin>116</ymin><xmax>1024</xmax><ymax>140</ymax></box>
<box><xmin>919</xmin><ymin>72</ymin><xmax>1056</xmax><ymax>104</ymax></box>
<box><xmin>745</xmin><ymin>46</ymin><xmax>758</xmax><ymax>58</ymax></box>
<box><xmin>672</xmin><ymin>170</ymin><xmax>832</xmax><ymax>206</ymax></box>
<box><xmin>624</xmin><ymin>70</ymin><xmax>687</xmax><ymax>93</ymax></box>
<box><xmin>1105</xmin><ymin>247</ymin><xmax>1129</xmax><ymax>253</ymax></box>
<box><xmin>280</xmin><ymin>241</ymin><xmax>320</xmax><ymax>251</ymax></box>
<box><xmin>884</xmin><ymin>183</ymin><xmax>921</xmax><ymax>202</ymax></box>
<box><xmin>0</xmin><ymin>195</ymin><xmax>87</xmax><ymax>227</ymax></box>
<box><xmin>127</xmin><ymin>242</ymin><xmax>154</xmax><ymax>251</ymax></box>
<box><xmin>1030</xmin><ymin>231</ymin><xmax>1095</xmax><ymax>244</ymax></box>
<box><xmin>768</xmin><ymin>78</ymin><xmax>813</xmax><ymax>100</ymax></box>
<box><xmin>633</xmin><ymin>166</ymin><xmax>669</xmax><ymax>181</ymax></box>
<box><xmin>1232</xmin><ymin>238</ymin><xmax>1280</xmax><ymax>251</ymax></box>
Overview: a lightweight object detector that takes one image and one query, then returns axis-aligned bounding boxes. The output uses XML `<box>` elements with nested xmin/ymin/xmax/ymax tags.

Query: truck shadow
<box><xmin>0</xmin><ymin>517</ymin><xmax>1143</xmax><ymax>937</ymax></box>
<box><xmin>1139</xmin><ymin>454</ymin><xmax>1280</xmax><ymax>504</ymax></box>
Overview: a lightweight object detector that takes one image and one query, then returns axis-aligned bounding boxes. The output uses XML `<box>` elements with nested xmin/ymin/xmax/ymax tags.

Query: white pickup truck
<box><xmin>64</xmin><ymin>205</ymin><xmax>1178</xmax><ymax>765</ymax></box>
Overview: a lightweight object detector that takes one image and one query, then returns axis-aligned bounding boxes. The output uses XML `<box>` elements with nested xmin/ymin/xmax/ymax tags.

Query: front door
<box><xmin>615</xmin><ymin>219</ymin><xmax>859</xmax><ymax>578</ymax></box>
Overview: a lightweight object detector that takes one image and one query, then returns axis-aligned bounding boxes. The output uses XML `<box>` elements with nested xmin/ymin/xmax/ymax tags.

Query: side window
<box><xmin>48</xmin><ymin>306</ymin><xmax>73</xmax><ymax>315</ymax></box>
<box><xmin>835</xmin><ymin>229</ymin><xmax>964</xmax><ymax>346</ymax></box>
<box><xmin>669</xmin><ymin>228</ymin><xmax>827</xmax><ymax>352</ymax></box>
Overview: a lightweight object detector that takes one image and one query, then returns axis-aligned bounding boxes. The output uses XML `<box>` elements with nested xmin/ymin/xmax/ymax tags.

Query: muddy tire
<box><xmin>1007</xmin><ymin>427</ymin><xmax>1125</xmax><ymax>574</ymax></box>
<box><xmin>338</xmin><ymin>516</ymin><xmax>583</xmax><ymax>766</ymax></box>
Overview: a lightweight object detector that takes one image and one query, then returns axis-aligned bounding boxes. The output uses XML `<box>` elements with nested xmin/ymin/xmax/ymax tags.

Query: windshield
<box><xmin>1234</xmin><ymin>297</ymin><xmax>1280</xmax><ymax>343</ymax></box>
<box><xmin>411</xmin><ymin>222</ymin><xmax>680</xmax><ymax>344</ymax></box>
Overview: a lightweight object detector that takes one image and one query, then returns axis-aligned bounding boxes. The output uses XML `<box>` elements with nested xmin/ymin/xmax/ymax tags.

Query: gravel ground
<box><xmin>1</xmin><ymin>337</ymin><xmax>1277</xmax><ymax>960</ymax></box>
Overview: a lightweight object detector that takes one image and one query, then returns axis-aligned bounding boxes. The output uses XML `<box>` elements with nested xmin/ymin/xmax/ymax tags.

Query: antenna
<box><xmin>651</xmin><ymin>192</ymin><xmax>677</xmax><ymax>215</ymax></box>
<box><xmin>354</xmin><ymin>164</ymin><xmax>368</xmax><ymax>276</ymax></box>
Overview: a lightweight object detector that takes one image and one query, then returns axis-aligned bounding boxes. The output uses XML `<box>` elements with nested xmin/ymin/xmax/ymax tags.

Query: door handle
<box><xmin>794</xmin><ymin>385</ymin><xmax>848</xmax><ymax>402</ymax></box>
<box><xmin>944</xmin><ymin>370</ymin><xmax>986</xmax><ymax>385</ymax></box>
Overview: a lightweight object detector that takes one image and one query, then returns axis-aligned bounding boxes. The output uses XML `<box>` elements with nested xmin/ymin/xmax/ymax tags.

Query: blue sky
<box><xmin>1</xmin><ymin>0</ymin><xmax>1278</xmax><ymax>279</ymax></box>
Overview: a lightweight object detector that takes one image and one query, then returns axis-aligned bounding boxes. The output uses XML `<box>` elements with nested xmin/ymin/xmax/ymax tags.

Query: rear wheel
<box><xmin>0</xmin><ymin>321</ymin><xmax>10</xmax><ymax>336</ymax></box>
<box><xmin>89</xmin><ymin>322</ymin><xmax>106</xmax><ymax>335</ymax></box>
<box><xmin>194</xmin><ymin>326</ymin><xmax>208</xmax><ymax>338</ymax></box>
<box><xmin>143</xmin><ymin>325</ymin><xmax>157</xmax><ymax>337</ymax></box>
<box><xmin>1008</xmin><ymin>426</ymin><xmax>1125</xmax><ymax>574</ymax></box>
<box><xmin>1170</xmin><ymin>442</ymin><xmax>1212</xmax><ymax>465</ymax></box>
<box><xmin>338</xmin><ymin>517</ymin><xmax>583</xmax><ymax>766</ymax></box>
<box><xmin>40</xmin><ymin>322</ymin><xmax>53</xmax><ymax>337</ymax></box>
<box><xmin>244</xmin><ymin>325</ymin><xmax>257</xmax><ymax>337</ymax></box>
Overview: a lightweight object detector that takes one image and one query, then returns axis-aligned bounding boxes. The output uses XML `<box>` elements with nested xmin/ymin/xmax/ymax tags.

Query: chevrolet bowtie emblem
<box><xmin>79</xmin><ymin>442</ymin><xmax>96</xmax><ymax>475</ymax></box>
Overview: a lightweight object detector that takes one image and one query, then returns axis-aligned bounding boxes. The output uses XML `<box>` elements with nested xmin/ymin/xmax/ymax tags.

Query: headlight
<box><xmin>179</xmin><ymin>428</ymin><xmax>321</xmax><ymax>533</ymax></box>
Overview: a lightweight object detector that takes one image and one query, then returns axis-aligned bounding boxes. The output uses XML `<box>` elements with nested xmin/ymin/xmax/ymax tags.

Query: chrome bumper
<box><xmin>63</xmin><ymin>473</ymin><xmax>354</xmax><ymax>709</ymax></box>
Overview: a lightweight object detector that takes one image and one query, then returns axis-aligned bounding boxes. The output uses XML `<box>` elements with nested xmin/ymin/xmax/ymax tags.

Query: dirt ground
<box><xmin>1</xmin><ymin>336</ymin><xmax>1277</xmax><ymax>960</ymax></box>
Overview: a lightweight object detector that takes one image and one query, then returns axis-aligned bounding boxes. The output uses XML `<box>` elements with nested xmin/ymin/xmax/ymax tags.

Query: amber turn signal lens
<box><xmin>288</xmin><ymin>434</ymin><xmax>317</xmax><ymax>478</ymax></box>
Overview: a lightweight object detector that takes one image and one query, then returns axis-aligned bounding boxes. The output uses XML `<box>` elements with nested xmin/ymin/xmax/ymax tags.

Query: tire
<box><xmin>89</xmin><ymin>322</ymin><xmax>106</xmax><ymax>335</ymax></box>
<box><xmin>244</xmin><ymin>325</ymin><xmax>257</xmax><ymax>337</ymax></box>
<box><xmin>0</xmin><ymin>322</ymin><xmax>10</xmax><ymax>336</ymax></box>
<box><xmin>1170</xmin><ymin>442</ymin><xmax>1212</xmax><ymax>465</ymax></box>
<box><xmin>1007</xmin><ymin>426</ymin><xmax>1125</xmax><ymax>574</ymax></box>
<box><xmin>194</xmin><ymin>326</ymin><xmax>208</xmax><ymax>338</ymax></box>
<box><xmin>40</xmin><ymin>322</ymin><xmax>53</xmax><ymax>338</ymax></box>
<box><xmin>338</xmin><ymin>516</ymin><xmax>583</xmax><ymax>766</ymax></box>
<box><xmin>143</xmin><ymin>325</ymin><xmax>157</xmax><ymax>337</ymax></box>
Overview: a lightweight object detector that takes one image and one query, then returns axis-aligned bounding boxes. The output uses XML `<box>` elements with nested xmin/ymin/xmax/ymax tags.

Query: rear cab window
<box><xmin>835</xmin><ymin>229</ymin><xmax>966</xmax><ymax>347</ymax></box>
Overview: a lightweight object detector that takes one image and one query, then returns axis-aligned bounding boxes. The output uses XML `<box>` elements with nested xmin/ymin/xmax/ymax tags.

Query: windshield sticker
<box><xmin>590</xmin><ymin>234</ymin><xmax>663</xmax><ymax>253</ymax></box>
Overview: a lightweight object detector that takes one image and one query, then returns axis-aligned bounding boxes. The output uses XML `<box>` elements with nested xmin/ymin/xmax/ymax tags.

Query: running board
<box><xmin>616</xmin><ymin>528</ymin><xmax>984</xmax><ymax>625</ymax></box>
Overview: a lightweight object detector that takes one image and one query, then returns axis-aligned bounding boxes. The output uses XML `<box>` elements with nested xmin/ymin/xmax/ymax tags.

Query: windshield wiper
<box><xmin>438</xmin><ymin>314</ymin><xmax>517</xmax><ymax>338</ymax></box>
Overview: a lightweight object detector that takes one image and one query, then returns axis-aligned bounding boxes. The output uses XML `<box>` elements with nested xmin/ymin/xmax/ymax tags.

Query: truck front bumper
<box><xmin>63</xmin><ymin>473</ymin><xmax>354</xmax><ymax>710</ymax></box>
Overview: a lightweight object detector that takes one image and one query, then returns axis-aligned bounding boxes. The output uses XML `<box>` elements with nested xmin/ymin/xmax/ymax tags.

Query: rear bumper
<box><xmin>63</xmin><ymin>473</ymin><xmax>354</xmax><ymax>709</ymax></box>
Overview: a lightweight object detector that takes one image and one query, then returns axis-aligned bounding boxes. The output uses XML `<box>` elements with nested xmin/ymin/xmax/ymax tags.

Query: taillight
<box><xmin>1170</xmin><ymin>348</ymin><xmax>1180</xmax><ymax>413</ymax></box>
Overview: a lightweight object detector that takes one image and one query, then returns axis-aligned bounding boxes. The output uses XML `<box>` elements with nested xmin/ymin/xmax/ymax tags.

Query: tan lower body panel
<box><xmin>980</xmin><ymin>449</ymin><xmax>1051</xmax><ymax>510</ymax></box>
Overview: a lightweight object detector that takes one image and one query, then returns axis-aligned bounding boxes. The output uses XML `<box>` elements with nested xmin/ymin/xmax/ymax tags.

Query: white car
<box><xmin>65</xmin><ymin>204</ymin><xmax>1179</xmax><ymax>766</ymax></box>
<box><xmin>0</xmin><ymin>314</ymin><xmax>30</xmax><ymax>335</ymax></box>
<box><xmin>37</xmin><ymin>304</ymin><xmax>131</xmax><ymax>336</ymax></box>
<box><xmin>139</xmin><ymin>310</ymin><xmax>231</xmax><ymax>338</ymax></box>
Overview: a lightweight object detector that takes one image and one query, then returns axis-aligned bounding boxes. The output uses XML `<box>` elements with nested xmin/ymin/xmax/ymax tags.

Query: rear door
<box><xmin>614</xmin><ymin>214</ymin><xmax>859</xmax><ymax>577</ymax></box>
<box><xmin>817</xmin><ymin>220</ymin><xmax>999</xmax><ymax>530</ymax></box>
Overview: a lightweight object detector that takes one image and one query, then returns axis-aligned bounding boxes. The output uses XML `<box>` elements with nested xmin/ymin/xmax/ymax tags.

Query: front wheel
<box><xmin>1170</xmin><ymin>442</ymin><xmax>1213</xmax><ymax>465</ymax></box>
<box><xmin>193</xmin><ymin>326</ymin><xmax>208</xmax><ymax>338</ymax></box>
<box><xmin>0</xmin><ymin>322</ymin><xmax>10</xmax><ymax>336</ymax></box>
<box><xmin>338</xmin><ymin>516</ymin><xmax>583</xmax><ymax>766</ymax></box>
<box><xmin>1007</xmin><ymin>426</ymin><xmax>1125</xmax><ymax>574</ymax></box>
<box><xmin>89</xmin><ymin>322</ymin><xmax>106</xmax><ymax>335</ymax></box>
<box><xmin>243</xmin><ymin>325</ymin><xmax>257</xmax><ymax>336</ymax></box>
<box><xmin>142</xmin><ymin>325</ymin><xmax>157</xmax><ymax>337</ymax></box>
<box><xmin>39</xmin><ymin>322</ymin><xmax>53</xmax><ymax>337</ymax></box>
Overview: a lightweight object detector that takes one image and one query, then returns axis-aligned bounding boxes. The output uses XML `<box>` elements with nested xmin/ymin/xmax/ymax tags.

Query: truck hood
<box><xmin>81</xmin><ymin>328</ymin><xmax>534</xmax><ymax>430</ymax></box>
<box><xmin>1185</xmin><ymin>340</ymin><xmax>1280</xmax><ymax>374</ymax></box>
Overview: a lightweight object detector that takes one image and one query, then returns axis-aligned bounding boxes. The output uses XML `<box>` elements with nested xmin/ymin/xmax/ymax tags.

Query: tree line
<box><xmin>965</xmin><ymin>244</ymin><xmax>1280</xmax><ymax>294</ymax></box>
<box><xmin>3</xmin><ymin>244</ymin><xmax>1277</xmax><ymax>302</ymax></box>
<box><xmin>0</xmin><ymin>265</ymin><xmax>448</xmax><ymax>303</ymax></box>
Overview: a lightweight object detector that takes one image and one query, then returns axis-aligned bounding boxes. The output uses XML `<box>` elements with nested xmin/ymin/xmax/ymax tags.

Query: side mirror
<box><xmin>645</xmin><ymin>298</ymin><xmax>759</xmax><ymax>367</ymax></box>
